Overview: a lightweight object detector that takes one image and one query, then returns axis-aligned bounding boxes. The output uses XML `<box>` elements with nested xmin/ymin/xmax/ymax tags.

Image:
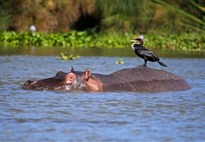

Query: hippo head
<box><xmin>23</xmin><ymin>67</ymin><xmax>103</xmax><ymax>92</ymax></box>
<box><xmin>75</xmin><ymin>68</ymin><xmax>103</xmax><ymax>92</ymax></box>
<box><xmin>23</xmin><ymin>71</ymin><xmax>78</xmax><ymax>92</ymax></box>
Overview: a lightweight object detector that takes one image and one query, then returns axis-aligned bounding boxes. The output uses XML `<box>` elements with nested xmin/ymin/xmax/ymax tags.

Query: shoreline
<box><xmin>0</xmin><ymin>31</ymin><xmax>204</xmax><ymax>51</ymax></box>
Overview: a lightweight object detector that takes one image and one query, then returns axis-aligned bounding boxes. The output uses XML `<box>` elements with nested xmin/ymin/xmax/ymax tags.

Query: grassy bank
<box><xmin>0</xmin><ymin>31</ymin><xmax>204</xmax><ymax>51</ymax></box>
<box><xmin>1</xmin><ymin>1</ymin><xmax>204</xmax><ymax>33</ymax></box>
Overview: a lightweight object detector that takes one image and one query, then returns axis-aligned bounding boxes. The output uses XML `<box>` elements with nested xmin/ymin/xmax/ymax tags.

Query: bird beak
<box><xmin>130</xmin><ymin>40</ymin><xmax>135</xmax><ymax>43</ymax></box>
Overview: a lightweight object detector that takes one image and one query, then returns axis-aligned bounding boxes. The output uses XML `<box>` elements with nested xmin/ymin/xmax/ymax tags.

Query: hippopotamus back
<box><xmin>96</xmin><ymin>66</ymin><xmax>191</xmax><ymax>92</ymax></box>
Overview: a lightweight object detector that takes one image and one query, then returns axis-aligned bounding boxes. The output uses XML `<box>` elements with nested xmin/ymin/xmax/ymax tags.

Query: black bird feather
<box><xmin>131</xmin><ymin>38</ymin><xmax>167</xmax><ymax>67</ymax></box>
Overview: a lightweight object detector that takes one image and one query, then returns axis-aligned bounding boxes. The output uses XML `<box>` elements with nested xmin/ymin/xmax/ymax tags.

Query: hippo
<box><xmin>23</xmin><ymin>66</ymin><xmax>191</xmax><ymax>92</ymax></box>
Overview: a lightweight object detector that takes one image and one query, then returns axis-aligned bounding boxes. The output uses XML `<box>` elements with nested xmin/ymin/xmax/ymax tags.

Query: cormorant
<box><xmin>130</xmin><ymin>38</ymin><xmax>167</xmax><ymax>67</ymax></box>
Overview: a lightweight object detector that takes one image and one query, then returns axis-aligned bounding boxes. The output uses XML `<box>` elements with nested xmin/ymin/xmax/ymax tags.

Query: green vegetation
<box><xmin>116</xmin><ymin>58</ymin><xmax>124</xmax><ymax>64</ymax></box>
<box><xmin>0</xmin><ymin>0</ymin><xmax>204</xmax><ymax>33</ymax></box>
<box><xmin>0</xmin><ymin>0</ymin><xmax>204</xmax><ymax>52</ymax></box>
<box><xmin>0</xmin><ymin>31</ymin><xmax>204</xmax><ymax>51</ymax></box>
<box><xmin>96</xmin><ymin>0</ymin><xmax>205</xmax><ymax>33</ymax></box>
<box><xmin>0</xmin><ymin>31</ymin><xmax>92</xmax><ymax>47</ymax></box>
<box><xmin>57</xmin><ymin>52</ymin><xmax>80</xmax><ymax>60</ymax></box>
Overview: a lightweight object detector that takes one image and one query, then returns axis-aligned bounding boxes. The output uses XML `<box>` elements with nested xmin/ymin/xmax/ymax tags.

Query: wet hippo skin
<box><xmin>23</xmin><ymin>66</ymin><xmax>191</xmax><ymax>92</ymax></box>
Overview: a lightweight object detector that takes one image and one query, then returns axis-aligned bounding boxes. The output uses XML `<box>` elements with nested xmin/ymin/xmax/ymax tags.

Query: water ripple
<box><xmin>0</xmin><ymin>56</ymin><xmax>205</xmax><ymax>141</ymax></box>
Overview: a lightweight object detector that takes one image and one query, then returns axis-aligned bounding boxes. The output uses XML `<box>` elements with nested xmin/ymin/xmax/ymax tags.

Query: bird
<box><xmin>130</xmin><ymin>38</ymin><xmax>167</xmax><ymax>67</ymax></box>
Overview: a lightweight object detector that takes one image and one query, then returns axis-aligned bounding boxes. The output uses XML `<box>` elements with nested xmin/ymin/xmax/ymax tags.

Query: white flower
<box><xmin>30</xmin><ymin>25</ymin><xmax>36</xmax><ymax>32</ymax></box>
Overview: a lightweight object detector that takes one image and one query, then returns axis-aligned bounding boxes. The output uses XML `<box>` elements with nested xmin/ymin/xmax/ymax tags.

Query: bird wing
<box><xmin>139</xmin><ymin>49</ymin><xmax>159</xmax><ymax>60</ymax></box>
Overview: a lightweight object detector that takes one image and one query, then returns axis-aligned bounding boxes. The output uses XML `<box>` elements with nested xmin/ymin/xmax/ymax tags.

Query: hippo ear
<box><xmin>71</xmin><ymin>66</ymin><xmax>75</xmax><ymax>73</ymax></box>
<box><xmin>84</xmin><ymin>68</ymin><xmax>91</xmax><ymax>81</ymax></box>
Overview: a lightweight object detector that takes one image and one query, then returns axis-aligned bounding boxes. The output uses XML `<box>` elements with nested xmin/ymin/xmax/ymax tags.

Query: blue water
<box><xmin>0</xmin><ymin>56</ymin><xmax>205</xmax><ymax>141</ymax></box>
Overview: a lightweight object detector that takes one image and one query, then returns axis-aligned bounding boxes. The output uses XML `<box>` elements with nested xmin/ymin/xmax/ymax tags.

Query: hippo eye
<box><xmin>55</xmin><ymin>71</ymin><xmax>64</xmax><ymax>77</ymax></box>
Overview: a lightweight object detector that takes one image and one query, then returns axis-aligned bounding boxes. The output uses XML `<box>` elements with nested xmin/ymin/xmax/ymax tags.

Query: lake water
<box><xmin>0</xmin><ymin>47</ymin><xmax>205</xmax><ymax>141</ymax></box>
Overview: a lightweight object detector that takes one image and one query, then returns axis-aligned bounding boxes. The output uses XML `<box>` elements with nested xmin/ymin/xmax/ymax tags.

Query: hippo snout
<box><xmin>23</xmin><ymin>80</ymin><xmax>36</xmax><ymax>89</ymax></box>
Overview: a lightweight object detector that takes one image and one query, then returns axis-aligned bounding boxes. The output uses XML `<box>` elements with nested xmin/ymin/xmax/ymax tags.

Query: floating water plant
<box><xmin>116</xmin><ymin>58</ymin><xmax>124</xmax><ymax>64</ymax></box>
<box><xmin>57</xmin><ymin>53</ymin><xmax>80</xmax><ymax>60</ymax></box>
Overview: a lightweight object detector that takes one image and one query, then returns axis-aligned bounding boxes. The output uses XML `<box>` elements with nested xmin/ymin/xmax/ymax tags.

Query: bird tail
<box><xmin>158</xmin><ymin>61</ymin><xmax>167</xmax><ymax>67</ymax></box>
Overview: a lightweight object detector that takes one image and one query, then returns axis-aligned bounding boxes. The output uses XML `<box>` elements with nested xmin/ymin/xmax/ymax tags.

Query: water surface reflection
<box><xmin>0</xmin><ymin>55</ymin><xmax>205</xmax><ymax>141</ymax></box>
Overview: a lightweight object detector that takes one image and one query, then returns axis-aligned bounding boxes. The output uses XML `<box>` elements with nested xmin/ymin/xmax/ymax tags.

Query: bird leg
<box><xmin>143</xmin><ymin>60</ymin><xmax>147</xmax><ymax>66</ymax></box>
